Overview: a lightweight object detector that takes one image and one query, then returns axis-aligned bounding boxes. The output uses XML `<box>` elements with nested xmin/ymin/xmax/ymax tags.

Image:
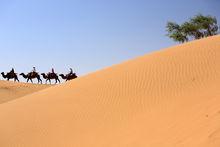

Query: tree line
<box><xmin>166</xmin><ymin>14</ymin><xmax>219</xmax><ymax>43</ymax></box>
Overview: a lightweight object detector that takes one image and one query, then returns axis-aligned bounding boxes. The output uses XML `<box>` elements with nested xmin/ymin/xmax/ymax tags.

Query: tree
<box><xmin>166</xmin><ymin>14</ymin><xmax>219</xmax><ymax>43</ymax></box>
<box><xmin>166</xmin><ymin>22</ymin><xmax>188</xmax><ymax>43</ymax></box>
<box><xmin>190</xmin><ymin>14</ymin><xmax>218</xmax><ymax>37</ymax></box>
<box><xmin>181</xmin><ymin>21</ymin><xmax>203</xmax><ymax>39</ymax></box>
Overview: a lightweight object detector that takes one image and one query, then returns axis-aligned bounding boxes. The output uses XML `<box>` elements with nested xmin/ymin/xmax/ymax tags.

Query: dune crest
<box><xmin>0</xmin><ymin>81</ymin><xmax>50</xmax><ymax>104</ymax></box>
<box><xmin>0</xmin><ymin>35</ymin><xmax>219</xmax><ymax>147</ymax></box>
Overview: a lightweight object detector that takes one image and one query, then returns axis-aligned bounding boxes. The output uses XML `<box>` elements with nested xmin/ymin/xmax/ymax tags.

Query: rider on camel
<box><xmin>31</xmin><ymin>67</ymin><xmax>37</xmax><ymax>76</ymax></box>
<box><xmin>32</xmin><ymin>67</ymin><xmax>36</xmax><ymax>73</ymax></box>
<box><xmin>48</xmin><ymin>68</ymin><xmax>55</xmax><ymax>75</ymax></box>
<box><xmin>69</xmin><ymin>68</ymin><xmax>73</xmax><ymax>75</ymax></box>
<box><xmin>51</xmin><ymin>68</ymin><xmax>55</xmax><ymax>75</ymax></box>
<box><xmin>9</xmin><ymin>68</ymin><xmax>15</xmax><ymax>74</ymax></box>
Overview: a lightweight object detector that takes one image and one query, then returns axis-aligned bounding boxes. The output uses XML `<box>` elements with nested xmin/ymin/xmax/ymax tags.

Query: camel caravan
<box><xmin>1</xmin><ymin>67</ymin><xmax>77</xmax><ymax>84</ymax></box>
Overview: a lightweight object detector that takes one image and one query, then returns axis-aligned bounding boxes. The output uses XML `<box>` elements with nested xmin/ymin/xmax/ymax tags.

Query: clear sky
<box><xmin>0</xmin><ymin>0</ymin><xmax>219</xmax><ymax>76</ymax></box>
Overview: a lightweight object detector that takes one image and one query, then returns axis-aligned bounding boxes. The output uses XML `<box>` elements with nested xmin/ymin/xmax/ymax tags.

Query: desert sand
<box><xmin>0</xmin><ymin>35</ymin><xmax>219</xmax><ymax>147</ymax></box>
<box><xmin>0</xmin><ymin>80</ymin><xmax>50</xmax><ymax>104</ymax></box>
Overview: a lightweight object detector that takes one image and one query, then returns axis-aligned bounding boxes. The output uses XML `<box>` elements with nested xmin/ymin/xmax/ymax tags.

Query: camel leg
<box><xmin>27</xmin><ymin>78</ymin><xmax>29</xmax><ymax>83</ymax></box>
<box><xmin>39</xmin><ymin>78</ymin><xmax>42</xmax><ymax>84</ymax></box>
<box><xmin>46</xmin><ymin>79</ymin><xmax>49</xmax><ymax>84</ymax></box>
<box><xmin>37</xmin><ymin>77</ymin><xmax>39</xmax><ymax>84</ymax></box>
<box><xmin>37</xmin><ymin>76</ymin><xmax>42</xmax><ymax>84</ymax></box>
<box><xmin>30</xmin><ymin>79</ymin><xmax>33</xmax><ymax>83</ymax></box>
<box><xmin>37</xmin><ymin>78</ymin><xmax>41</xmax><ymax>84</ymax></box>
<box><xmin>14</xmin><ymin>77</ymin><xmax>19</xmax><ymax>82</ymax></box>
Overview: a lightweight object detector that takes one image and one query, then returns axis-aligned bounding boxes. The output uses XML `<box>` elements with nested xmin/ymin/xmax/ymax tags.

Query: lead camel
<box><xmin>1</xmin><ymin>72</ymin><xmax>19</xmax><ymax>82</ymax></box>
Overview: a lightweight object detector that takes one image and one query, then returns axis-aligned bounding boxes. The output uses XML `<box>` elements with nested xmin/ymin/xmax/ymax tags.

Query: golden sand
<box><xmin>0</xmin><ymin>35</ymin><xmax>219</xmax><ymax>147</ymax></box>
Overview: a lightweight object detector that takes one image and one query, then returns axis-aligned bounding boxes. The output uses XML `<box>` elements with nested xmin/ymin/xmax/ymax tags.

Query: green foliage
<box><xmin>166</xmin><ymin>14</ymin><xmax>219</xmax><ymax>43</ymax></box>
<box><xmin>166</xmin><ymin>22</ymin><xmax>188</xmax><ymax>43</ymax></box>
<box><xmin>190</xmin><ymin>14</ymin><xmax>218</xmax><ymax>36</ymax></box>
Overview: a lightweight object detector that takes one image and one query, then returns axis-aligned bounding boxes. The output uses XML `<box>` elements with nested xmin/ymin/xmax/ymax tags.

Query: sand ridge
<box><xmin>0</xmin><ymin>80</ymin><xmax>51</xmax><ymax>104</ymax></box>
<box><xmin>0</xmin><ymin>35</ymin><xmax>219</xmax><ymax>146</ymax></box>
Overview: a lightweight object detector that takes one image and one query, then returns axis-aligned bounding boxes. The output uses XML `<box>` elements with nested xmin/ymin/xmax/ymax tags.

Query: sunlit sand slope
<box><xmin>0</xmin><ymin>35</ymin><xmax>219</xmax><ymax>147</ymax></box>
<box><xmin>0</xmin><ymin>81</ymin><xmax>50</xmax><ymax>104</ymax></box>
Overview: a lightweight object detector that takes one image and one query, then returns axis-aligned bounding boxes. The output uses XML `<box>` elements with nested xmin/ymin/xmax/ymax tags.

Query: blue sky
<box><xmin>0</xmin><ymin>0</ymin><xmax>219</xmax><ymax>76</ymax></box>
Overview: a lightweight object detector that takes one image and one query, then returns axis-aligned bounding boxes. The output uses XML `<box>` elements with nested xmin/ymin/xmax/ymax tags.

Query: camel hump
<box><xmin>27</xmin><ymin>72</ymin><xmax>37</xmax><ymax>77</ymax></box>
<box><xmin>49</xmin><ymin>72</ymin><xmax>57</xmax><ymax>76</ymax></box>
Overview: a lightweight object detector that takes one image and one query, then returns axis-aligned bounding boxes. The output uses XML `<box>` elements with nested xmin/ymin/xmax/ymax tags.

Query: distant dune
<box><xmin>0</xmin><ymin>35</ymin><xmax>219</xmax><ymax>147</ymax></box>
<box><xmin>0</xmin><ymin>81</ymin><xmax>50</xmax><ymax>104</ymax></box>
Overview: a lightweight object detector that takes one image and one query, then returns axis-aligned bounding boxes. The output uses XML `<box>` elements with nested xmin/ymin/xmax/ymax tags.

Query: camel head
<box><xmin>20</xmin><ymin>73</ymin><xmax>27</xmax><ymax>78</ymax></box>
<box><xmin>41</xmin><ymin>73</ymin><xmax>47</xmax><ymax>79</ymax></box>
<box><xmin>73</xmin><ymin>73</ymin><xmax>77</xmax><ymax>77</ymax></box>
<box><xmin>1</xmin><ymin>72</ymin><xmax>7</xmax><ymax>78</ymax></box>
<box><xmin>59</xmin><ymin>74</ymin><xmax>66</xmax><ymax>79</ymax></box>
<box><xmin>1</xmin><ymin>72</ymin><xmax>5</xmax><ymax>76</ymax></box>
<box><xmin>71</xmin><ymin>73</ymin><xmax>77</xmax><ymax>79</ymax></box>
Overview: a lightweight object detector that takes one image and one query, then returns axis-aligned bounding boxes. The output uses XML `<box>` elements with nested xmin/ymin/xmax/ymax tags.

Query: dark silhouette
<box><xmin>32</xmin><ymin>67</ymin><xmax>36</xmax><ymax>73</ymax></box>
<box><xmin>20</xmin><ymin>72</ymin><xmax>42</xmax><ymax>84</ymax></box>
<box><xmin>59</xmin><ymin>73</ymin><xmax>77</xmax><ymax>81</ymax></box>
<box><xmin>10</xmin><ymin>68</ymin><xmax>15</xmax><ymax>74</ymax></box>
<box><xmin>41</xmin><ymin>73</ymin><xmax>60</xmax><ymax>84</ymax></box>
<box><xmin>69</xmin><ymin>68</ymin><xmax>73</xmax><ymax>75</ymax></box>
<box><xmin>51</xmin><ymin>68</ymin><xmax>55</xmax><ymax>73</ymax></box>
<box><xmin>1</xmin><ymin>72</ymin><xmax>19</xmax><ymax>82</ymax></box>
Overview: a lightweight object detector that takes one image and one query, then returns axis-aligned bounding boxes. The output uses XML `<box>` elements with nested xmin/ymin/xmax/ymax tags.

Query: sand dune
<box><xmin>0</xmin><ymin>35</ymin><xmax>219</xmax><ymax>147</ymax></box>
<box><xmin>0</xmin><ymin>81</ymin><xmax>50</xmax><ymax>104</ymax></box>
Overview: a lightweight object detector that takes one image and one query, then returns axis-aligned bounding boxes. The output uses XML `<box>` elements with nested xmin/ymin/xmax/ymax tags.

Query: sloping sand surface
<box><xmin>0</xmin><ymin>81</ymin><xmax>50</xmax><ymax>104</ymax></box>
<box><xmin>0</xmin><ymin>35</ymin><xmax>219</xmax><ymax>147</ymax></box>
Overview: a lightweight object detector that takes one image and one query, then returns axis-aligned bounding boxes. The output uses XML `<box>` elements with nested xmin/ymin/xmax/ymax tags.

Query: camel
<box><xmin>59</xmin><ymin>73</ymin><xmax>77</xmax><ymax>81</ymax></box>
<box><xmin>1</xmin><ymin>72</ymin><xmax>19</xmax><ymax>82</ymax></box>
<box><xmin>41</xmin><ymin>73</ymin><xmax>60</xmax><ymax>84</ymax></box>
<box><xmin>20</xmin><ymin>72</ymin><xmax>42</xmax><ymax>84</ymax></box>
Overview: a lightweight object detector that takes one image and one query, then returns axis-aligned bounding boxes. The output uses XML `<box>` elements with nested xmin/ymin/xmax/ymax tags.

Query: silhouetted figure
<box><xmin>69</xmin><ymin>68</ymin><xmax>73</xmax><ymax>75</ymax></box>
<box><xmin>41</xmin><ymin>72</ymin><xmax>60</xmax><ymax>84</ymax></box>
<box><xmin>30</xmin><ymin>67</ymin><xmax>37</xmax><ymax>77</ymax></box>
<box><xmin>20</xmin><ymin>72</ymin><xmax>42</xmax><ymax>84</ymax></box>
<box><xmin>59</xmin><ymin>73</ymin><xmax>77</xmax><ymax>81</ymax></box>
<box><xmin>51</xmin><ymin>68</ymin><xmax>55</xmax><ymax>73</ymax></box>
<box><xmin>32</xmin><ymin>67</ymin><xmax>36</xmax><ymax>73</ymax></box>
<box><xmin>1</xmin><ymin>69</ymin><xmax>19</xmax><ymax>82</ymax></box>
<box><xmin>47</xmin><ymin>68</ymin><xmax>55</xmax><ymax>75</ymax></box>
<box><xmin>10</xmin><ymin>68</ymin><xmax>15</xmax><ymax>74</ymax></box>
